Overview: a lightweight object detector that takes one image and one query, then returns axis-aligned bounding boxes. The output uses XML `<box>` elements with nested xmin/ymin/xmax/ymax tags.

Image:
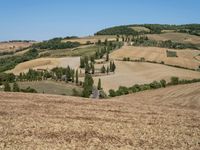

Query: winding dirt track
<box><xmin>0</xmin><ymin>83</ymin><xmax>200</xmax><ymax>149</ymax></box>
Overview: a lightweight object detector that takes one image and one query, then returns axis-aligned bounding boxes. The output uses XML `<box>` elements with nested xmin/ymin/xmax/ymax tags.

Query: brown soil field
<box><xmin>8</xmin><ymin>57</ymin><xmax>80</xmax><ymax>75</ymax></box>
<box><xmin>63</xmin><ymin>35</ymin><xmax>116</xmax><ymax>44</ymax></box>
<box><xmin>0</xmin><ymin>42</ymin><xmax>34</xmax><ymax>52</ymax></box>
<box><xmin>110</xmin><ymin>46</ymin><xmax>200</xmax><ymax>70</ymax></box>
<box><xmin>0</xmin><ymin>83</ymin><xmax>200</xmax><ymax>149</ymax></box>
<box><xmin>92</xmin><ymin>61</ymin><xmax>200</xmax><ymax>92</ymax></box>
<box><xmin>147</xmin><ymin>32</ymin><xmax>200</xmax><ymax>45</ymax></box>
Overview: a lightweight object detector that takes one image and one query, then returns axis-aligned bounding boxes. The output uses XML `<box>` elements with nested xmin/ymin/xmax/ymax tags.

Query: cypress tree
<box><xmin>80</xmin><ymin>57</ymin><xmax>85</xmax><ymax>68</ymax></box>
<box><xmin>75</xmin><ymin>69</ymin><xmax>79</xmax><ymax>84</ymax></box>
<box><xmin>91</xmin><ymin>63</ymin><xmax>95</xmax><ymax>74</ymax></box>
<box><xmin>82</xmin><ymin>74</ymin><xmax>94</xmax><ymax>98</ymax></box>
<box><xmin>112</xmin><ymin>62</ymin><xmax>116</xmax><ymax>72</ymax></box>
<box><xmin>106</xmin><ymin>52</ymin><xmax>109</xmax><ymax>61</ymax></box>
<box><xmin>71</xmin><ymin>69</ymin><xmax>75</xmax><ymax>83</ymax></box>
<box><xmin>97</xmin><ymin>78</ymin><xmax>101</xmax><ymax>90</ymax></box>
<box><xmin>101</xmin><ymin>65</ymin><xmax>106</xmax><ymax>73</ymax></box>
<box><xmin>106</xmin><ymin>66</ymin><xmax>110</xmax><ymax>74</ymax></box>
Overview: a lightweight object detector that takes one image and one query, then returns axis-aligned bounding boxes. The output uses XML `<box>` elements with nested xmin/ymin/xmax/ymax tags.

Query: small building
<box><xmin>95</xmin><ymin>59</ymin><xmax>105</xmax><ymax>64</ymax></box>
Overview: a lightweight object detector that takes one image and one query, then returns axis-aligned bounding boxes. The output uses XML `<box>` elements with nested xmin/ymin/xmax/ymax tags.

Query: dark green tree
<box><xmin>75</xmin><ymin>69</ymin><xmax>79</xmax><ymax>84</ymax></box>
<box><xmin>71</xmin><ymin>69</ymin><xmax>75</xmax><ymax>83</ymax></box>
<box><xmin>106</xmin><ymin>52</ymin><xmax>109</xmax><ymax>61</ymax></box>
<box><xmin>97</xmin><ymin>78</ymin><xmax>102</xmax><ymax>90</ymax></box>
<box><xmin>106</xmin><ymin>66</ymin><xmax>110</xmax><ymax>74</ymax></box>
<box><xmin>91</xmin><ymin>63</ymin><xmax>95</xmax><ymax>74</ymax></box>
<box><xmin>101</xmin><ymin>65</ymin><xmax>106</xmax><ymax>73</ymax></box>
<box><xmin>80</xmin><ymin>57</ymin><xmax>85</xmax><ymax>68</ymax></box>
<box><xmin>82</xmin><ymin>74</ymin><xmax>94</xmax><ymax>98</ymax></box>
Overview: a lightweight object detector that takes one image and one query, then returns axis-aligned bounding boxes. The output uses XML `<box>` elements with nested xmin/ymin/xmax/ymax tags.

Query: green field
<box><xmin>40</xmin><ymin>45</ymin><xmax>99</xmax><ymax>58</ymax></box>
<box><xmin>7</xmin><ymin>80</ymin><xmax>82</xmax><ymax>96</ymax></box>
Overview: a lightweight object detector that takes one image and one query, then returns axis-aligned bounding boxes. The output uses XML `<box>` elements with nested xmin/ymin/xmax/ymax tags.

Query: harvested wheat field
<box><xmin>147</xmin><ymin>32</ymin><xmax>200</xmax><ymax>45</ymax></box>
<box><xmin>0</xmin><ymin>42</ymin><xmax>34</xmax><ymax>52</ymax></box>
<box><xmin>63</xmin><ymin>35</ymin><xmax>116</xmax><ymax>44</ymax></box>
<box><xmin>93</xmin><ymin>61</ymin><xmax>200</xmax><ymax>92</ymax></box>
<box><xmin>0</xmin><ymin>83</ymin><xmax>200</xmax><ymax>149</ymax></box>
<box><xmin>110</xmin><ymin>46</ymin><xmax>200</xmax><ymax>70</ymax></box>
<box><xmin>8</xmin><ymin>57</ymin><xmax>80</xmax><ymax>75</ymax></box>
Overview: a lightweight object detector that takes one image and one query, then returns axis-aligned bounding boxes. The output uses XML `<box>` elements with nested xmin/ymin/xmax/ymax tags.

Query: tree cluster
<box><xmin>33</xmin><ymin>38</ymin><xmax>80</xmax><ymax>50</ymax></box>
<box><xmin>0</xmin><ymin>48</ymin><xmax>39</xmax><ymax>72</ymax></box>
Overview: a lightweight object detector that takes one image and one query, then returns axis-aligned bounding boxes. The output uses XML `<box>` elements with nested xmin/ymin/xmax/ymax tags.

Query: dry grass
<box><xmin>0</xmin><ymin>83</ymin><xmax>200</xmax><ymax>149</ymax></box>
<box><xmin>147</xmin><ymin>32</ymin><xmax>200</xmax><ymax>45</ymax></box>
<box><xmin>92</xmin><ymin>61</ymin><xmax>200</xmax><ymax>92</ymax></box>
<box><xmin>62</xmin><ymin>35</ymin><xmax>116</xmax><ymax>44</ymax></box>
<box><xmin>8</xmin><ymin>57</ymin><xmax>80</xmax><ymax>75</ymax></box>
<box><xmin>110</xmin><ymin>46</ymin><xmax>200</xmax><ymax>70</ymax></box>
<box><xmin>0</xmin><ymin>42</ymin><xmax>34</xmax><ymax>52</ymax></box>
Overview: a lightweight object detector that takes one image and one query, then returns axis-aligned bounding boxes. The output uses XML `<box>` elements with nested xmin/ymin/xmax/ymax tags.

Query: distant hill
<box><xmin>95</xmin><ymin>24</ymin><xmax>200</xmax><ymax>36</ymax></box>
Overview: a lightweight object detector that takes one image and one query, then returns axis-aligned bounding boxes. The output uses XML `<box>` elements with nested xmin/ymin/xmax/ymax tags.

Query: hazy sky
<box><xmin>0</xmin><ymin>0</ymin><xmax>199</xmax><ymax>41</ymax></box>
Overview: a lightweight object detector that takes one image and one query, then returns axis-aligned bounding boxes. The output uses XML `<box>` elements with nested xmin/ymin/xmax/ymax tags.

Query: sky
<box><xmin>0</xmin><ymin>0</ymin><xmax>199</xmax><ymax>41</ymax></box>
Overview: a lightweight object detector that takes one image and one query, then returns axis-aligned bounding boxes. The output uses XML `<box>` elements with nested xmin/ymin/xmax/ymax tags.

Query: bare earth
<box><xmin>8</xmin><ymin>57</ymin><xmax>80</xmax><ymax>75</ymax></box>
<box><xmin>0</xmin><ymin>83</ymin><xmax>200</xmax><ymax>149</ymax></box>
<box><xmin>110</xmin><ymin>46</ymin><xmax>200</xmax><ymax>70</ymax></box>
<box><xmin>93</xmin><ymin>61</ymin><xmax>200</xmax><ymax>92</ymax></box>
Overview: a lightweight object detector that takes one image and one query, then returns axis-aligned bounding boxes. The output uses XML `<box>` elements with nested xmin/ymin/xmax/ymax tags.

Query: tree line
<box><xmin>109</xmin><ymin>77</ymin><xmax>200</xmax><ymax>97</ymax></box>
<box><xmin>0</xmin><ymin>48</ymin><xmax>39</xmax><ymax>72</ymax></box>
<box><xmin>132</xmin><ymin>36</ymin><xmax>199</xmax><ymax>50</ymax></box>
<box><xmin>95</xmin><ymin>24</ymin><xmax>200</xmax><ymax>36</ymax></box>
<box><xmin>32</xmin><ymin>38</ymin><xmax>80</xmax><ymax>50</ymax></box>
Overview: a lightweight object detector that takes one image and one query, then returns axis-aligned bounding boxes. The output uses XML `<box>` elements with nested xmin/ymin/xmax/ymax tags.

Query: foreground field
<box><xmin>93</xmin><ymin>61</ymin><xmax>200</xmax><ymax>92</ymax></box>
<box><xmin>110</xmin><ymin>46</ymin><xmax>200</xmax><ymax>70</ymax></box>
<box><xmin>0</xmin><ymin>83</ymin><xmax>200</xmax><ymax>149</ymax></box>
<box><xmin>8</xmin><ymin>57</ymin><xmax>80</xmax><ymax>75</ymax></box>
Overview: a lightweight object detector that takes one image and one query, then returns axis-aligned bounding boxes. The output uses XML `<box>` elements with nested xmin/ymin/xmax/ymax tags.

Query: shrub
<box><xmin>20</xmin><ymin>87</ymin><xmax>37</xmax><ymax>93</ymax></box>
<box><xmin>160</xmin><ymin>79</ymin><xmax>167</xmax><ymax>87</ymax></box>
<box><xmin>150</xmin><ymin>81</ymin><xmax>162</xmax><ymax>89</ymax></box>
<box><xmin>118</xmin><ymin>86</ymin><xmax>129</xmax><ymax>95</ymax></box>
<box><xmin>109</xmin><ymin>89</ymin><xmax>116</xmax><ymax>97</ymax></box>
<box><xmin>166</xmin><ymin>50</ymin><xmax>177</xmax><ymax>57</ymax></box>
<box><xmin>170</xmin><ymin>77</ymin><xmax>179</xmax><ymax>85</ymax></box>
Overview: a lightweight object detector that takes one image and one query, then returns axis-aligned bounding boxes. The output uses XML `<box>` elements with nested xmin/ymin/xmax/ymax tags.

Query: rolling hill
<box><xmin>0</xmin><ymin>83</ymin><xmax>200</xmax><ymax>149</ymax></box>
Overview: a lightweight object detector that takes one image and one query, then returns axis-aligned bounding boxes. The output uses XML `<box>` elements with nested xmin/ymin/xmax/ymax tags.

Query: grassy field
<box><xmin>0</xmin><ymin>83</ymin><xmax>199</xmax><ymax>149</ymax></box>
<box><xmin>62</xmin><ymin>35</ymin><xmax>116</xmax><ymax>44</ymax></box>
<box><xmin>147</xmin><ymin>32</ymin><xmax>200</xmax><ymax>45</ymax></box>
<box><xmin>8</xmin><ymin>57</ymin><xmax>80</xmax><ymax>75</ymax></box>
<box><xmin>13</xmin><ymin>80</ymin><xmax>82</xmax><ymax>96</ymax></box>
<box><xmin>0</xmin><ymin>42</ymin><xmax>33</xmax><ymax>52</ymax></box>
<box><xmin>91</xmin><ymin>61</ymin><xmax>200</xmax><ymax>93</ymax></box>
<box><xmin>110</xmin><ymin>46</ymin><xmax>200</xmax><ymax>70</ymax></box>
<box><xmin>39</xmin><ymin>45</ymin><xmax>99</xmax><ymax>58</ymax></box>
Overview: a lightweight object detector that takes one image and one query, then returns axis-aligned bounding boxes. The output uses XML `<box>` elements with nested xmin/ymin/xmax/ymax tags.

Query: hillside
<box><xmin>95</xmin><ymin>24</ymin><xmax>200</xmax><ymax>35</ymax></box>
<box><xmin>0</xmin><ymin>83</ymin><xmax>200</xmax><ymax>149</ymax></box>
